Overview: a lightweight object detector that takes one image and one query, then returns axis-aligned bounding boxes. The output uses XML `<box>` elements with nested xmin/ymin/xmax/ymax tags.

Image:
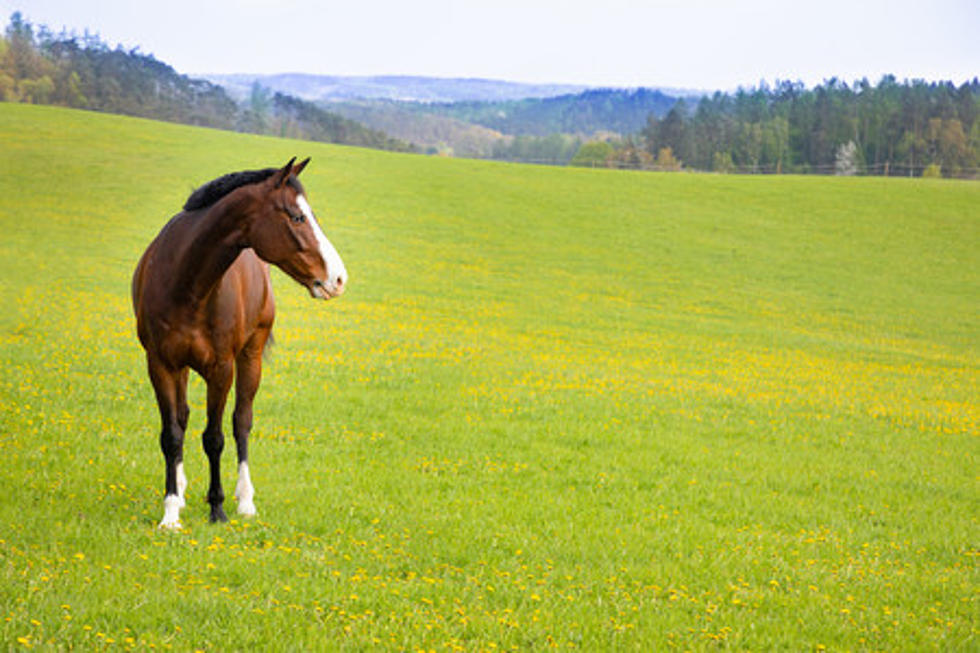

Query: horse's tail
<box><xmin>263</xmin><ymin>330</ymin><xmax>275</xmax><ymax>361</ymax></box>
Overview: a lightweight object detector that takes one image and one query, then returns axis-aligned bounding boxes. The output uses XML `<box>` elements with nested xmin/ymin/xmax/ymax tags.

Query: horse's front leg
<box><xmin>203</xmin><ymin>359</ymin><xmax>234</xmax><ymax>523</ymax></box>
<box><xmin>149</xmin><ymin>358</ymin><xmax>185</xmax><ymax>529</ymax></box>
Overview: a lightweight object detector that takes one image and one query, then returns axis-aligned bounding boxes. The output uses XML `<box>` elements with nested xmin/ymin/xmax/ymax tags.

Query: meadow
<box><xmin>0</xmin><ymin>102</ymin><xmax>976</xmax><ymax>650</ymax></box>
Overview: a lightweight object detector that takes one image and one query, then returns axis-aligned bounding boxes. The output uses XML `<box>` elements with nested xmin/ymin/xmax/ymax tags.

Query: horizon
<box><xmin>1</xmin><ymin>0</ymin><xmax>977</xmax><ymax>94</ymax></box>
<box><xmin>202</xmin><ymin>71</ymin><xmax>977</xmax><ymax>96</ymax></box>
<box><xmin>204</xmin><ymin>71</ymin><xmax>711</xmax><ymax>97</ymax></box>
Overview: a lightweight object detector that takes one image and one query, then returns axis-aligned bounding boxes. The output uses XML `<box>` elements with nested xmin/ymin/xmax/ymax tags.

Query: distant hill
<box><xmin>201</xmin><ymin>73</ymin><xmax>686</xmax><ymax>158</ymax></box>
<box><xmin>407</xmin><ymin>88</ymin><xmax>680</xmax><ymax>137</ymax></box>
<box><xmin>327</xmin><ymin>100</ymin><xmax>505</xmax><ymax>157</ymax></box>
<box><xmin>203</xmin><ymin>73</ymin><xmax>591</xmax><ymax>104</ymax></box>
<box><xmin>318</xmin><ymin>88</ymin><xmax>682</xmax><ymax>160</ymax></box>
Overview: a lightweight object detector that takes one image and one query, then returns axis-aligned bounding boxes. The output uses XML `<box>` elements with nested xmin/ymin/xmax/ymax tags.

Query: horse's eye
<box><xmin>289</xmin><ymin>212</ymin><xmax>305</xmax><ymax>224</ymax></box>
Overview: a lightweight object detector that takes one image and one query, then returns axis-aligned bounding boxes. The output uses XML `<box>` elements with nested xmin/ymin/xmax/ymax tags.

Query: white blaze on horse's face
<box><xmin>295</xmin><ymin>194</ymin><xmax>347</xmax><ymax>299</ymax></box>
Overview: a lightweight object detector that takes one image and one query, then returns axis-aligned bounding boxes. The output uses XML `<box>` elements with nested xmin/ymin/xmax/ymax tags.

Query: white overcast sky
<box><xmin>3</xmin><ymin>0</ymin><xmax>977</xmax><ymax>90</ymax></box>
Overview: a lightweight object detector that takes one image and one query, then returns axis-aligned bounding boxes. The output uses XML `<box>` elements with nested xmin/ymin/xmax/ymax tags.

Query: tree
<box><xmin>244</xmin><ymin>80</ymin><xmax>271</xmax><ymax>131</ymax></box>
<box><xmin>19</xmin><ymin>74</ymin><xmax>53</xmax><ymax>103</ymax></box>
<box><xmin>655</xmin><ymin>147</ymin><xmax>681</xmax><ymax>171</ymax></box>
<box><xmin>602</xmin><ymin>137</ymin><xmax>652</xmax><ymax>169</ymax></box>
<box><xmin>712</xmin><ymin>151</ymin><xmax>735</xmax><ymax>173</ymax></box>
<box><xmin>835</xmin><ymin>141</ymin><xmax>860</xmax><ymax>175</ymax></box>
<box><xmin>761</xmin><ymin>117</ymin><xmax>789</xmax><ymax>172</ymax></box>
<box><xmin>656</xmin><ymin>100</ymin><xmax>690</xmax><ymax>162</ymax></box>
<box><xmin>735</xmin><ymin>122</ymin><xmax>763</xmax><ymax>171</ymax></box>
<box><xmin>0</xmin><ymin>71</ymin><xmax>17</xmax><ymax>100</ymax></box>
<box><xmin>925</xmin><ymin>118</ymin><xmax>970</xmax><ymax>174</ymax></box>
<box><xmin>570</xmin><ymin>140</ymin><xmax>614</xmax><ymax>167</ymax></box>
<box><xmin>5</xmin><ymin>11</ymin><xmax>42</xmax><ymax>79</ymax></box>
<box><xmin>921</xmin><ymin>163</ymin><xmax>942</xmax><ymax>178</ymax></box>
<box><xmin>897</xmin><ymin>130</ymin><xmax>927</xmax><ymax>175</ymax></box>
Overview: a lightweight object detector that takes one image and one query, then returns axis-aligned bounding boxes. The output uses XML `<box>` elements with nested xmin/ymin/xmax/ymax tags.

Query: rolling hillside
<box><xmin>204</xmin><ymin>73</ymin><xmax>591</xmax><ymax>103</ymax></box>
<box><xmin>413</xmin><ymin>87</ymin><xmax>680</xmax><ymax>136</ymax></box>
<box><xmin>319</xmin><ymin>88</ymin><xmax>682</xmax><ymax>158</ymax></box>
<box><xmin>203</xmin><ymin>71</ymin><xmax>687</xmax><ymax>154</ymax></box>
<box><xmin>0</xmin><ymin>17</ymin><xmax>412</xmax><ymax>152</ymax></box>
<box><xmin>0</xmin><ymin>103</ymin><xmax>976</xmax><ymax>650</ymax></box>
<box><xmin>326</xmin><ymin>100</ymin><xmax>506</xmax><ymax>157</ymax></box>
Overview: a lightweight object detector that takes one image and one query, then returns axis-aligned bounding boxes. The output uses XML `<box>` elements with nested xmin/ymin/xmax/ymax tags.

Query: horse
<box><xmin>132</xmin><ymin>158</ymin><xmax>347</xmax><ymax>528</ymax></box>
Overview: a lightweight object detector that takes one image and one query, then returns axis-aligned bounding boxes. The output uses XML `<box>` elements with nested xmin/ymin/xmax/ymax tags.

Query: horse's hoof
<box><xmin>237</xmin><ymin>500</ymin><xmax>257</xmax><ymax>517</ymax></box>
<box><xmin>210</xmin><ymin>506</ymin><xmax>228</xmax><ymax>523</ymax></box>
<box><xmin>160</xmin><ymin>495</ymin><xmax>182</xmax><ymax>529</ymax></box>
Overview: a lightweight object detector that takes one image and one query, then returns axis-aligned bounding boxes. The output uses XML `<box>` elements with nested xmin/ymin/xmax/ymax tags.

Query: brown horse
<box><xmin>132</xmin><ymin>158</ymin><xmax>346</xmax><ymax>528</ymax></box>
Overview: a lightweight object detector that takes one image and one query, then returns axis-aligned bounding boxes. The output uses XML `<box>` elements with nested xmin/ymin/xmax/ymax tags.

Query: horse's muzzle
<box><xmin>310</xmin><ymin>277</ymin><xmax>345</xmax><ymax>300</ymax></box>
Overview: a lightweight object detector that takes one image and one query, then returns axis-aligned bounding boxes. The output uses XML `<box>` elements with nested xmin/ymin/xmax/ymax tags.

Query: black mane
<box><xmin>183</xmin><ymin>168</ymin><xmax>306</xmax><ymax>211</ymax></box>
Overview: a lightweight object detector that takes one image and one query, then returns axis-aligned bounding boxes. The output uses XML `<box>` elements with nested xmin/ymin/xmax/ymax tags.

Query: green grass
<box><xmin>0</xmin><ymin>102</ymin><xmax>977</xmax><ymax>650</ymax></box>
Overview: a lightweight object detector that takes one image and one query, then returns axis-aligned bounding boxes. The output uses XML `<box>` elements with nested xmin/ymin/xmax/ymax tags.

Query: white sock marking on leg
<box><xmin>159</xmin><ymin>494</ymin><xmax>182</xmax><ymax>529</ymax></box>
<box><xmin>235</xmin><ymin>461</ymin><xmax>256</xmax><ymax>516</ymax></box>
<box><xmin>176</xmin><ymin>462</ymin><xmax>187</xmax><ymax>507</ymax></box>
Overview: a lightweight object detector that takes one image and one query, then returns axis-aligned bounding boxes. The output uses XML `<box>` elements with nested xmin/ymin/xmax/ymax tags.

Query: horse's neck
<box><xmin>173</xmin><ymin>199</ymin><xmax>248</xmax><ymax>307</ymax></box>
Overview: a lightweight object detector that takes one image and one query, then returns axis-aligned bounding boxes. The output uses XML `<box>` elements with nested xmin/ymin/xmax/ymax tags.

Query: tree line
<box><xmin>441</xmin><ymin>78</ymin><xmax>979</xmax><ymax>178</ymax></box>
<box><xmin>0</xmin><ymin>12</ymin><xmax>413</xmax><ymax>152</ymax></box>
<box><xmin>633</xmin><ymin>78</ymin><xmax>979</xmax><ymax>177</ymax></box>
<box><xmin>5</xmin><ymin>12</ymin><xmax>977</xmax><ymax>176</ymax></box>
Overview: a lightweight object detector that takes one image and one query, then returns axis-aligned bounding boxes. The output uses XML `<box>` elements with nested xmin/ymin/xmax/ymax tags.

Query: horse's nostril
<box><xmin>336</xmin><ymin>276</ymin><xmax>344</xmax><ymax>287</ymax></box>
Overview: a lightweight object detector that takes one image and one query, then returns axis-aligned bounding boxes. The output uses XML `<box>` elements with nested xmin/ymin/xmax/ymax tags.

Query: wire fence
<box><xmin>487</xmin><ymin>157</ymin><xmax>980</xmax><ymax>179</ymax></box>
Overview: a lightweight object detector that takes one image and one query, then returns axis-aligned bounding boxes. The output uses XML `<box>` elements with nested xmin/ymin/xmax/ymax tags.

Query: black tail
<box><xmin>263</xmin><ymin>330</ymin><xmax>275</xmax><ymax>361</ymax></box>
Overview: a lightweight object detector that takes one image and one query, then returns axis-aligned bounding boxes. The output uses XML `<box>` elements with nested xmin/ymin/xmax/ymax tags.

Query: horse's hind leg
<box><xmin>203</xmin><ymin>360</ymin><xmax>234</xmax><ymax>523</ymax></box>
<box><xmin>148</xmin><ymin>358</ymin><xmax>185</xmax><ymax>529</ymax></box>
<box><xmin>175</xmin><ymin>368</ymin><xmax>189</xmax><ymax>507</ymax></box>
<box><xmin>233</xmin><ymin>334</ymin><xmax>267</xmax><ymax>516</ymax></box>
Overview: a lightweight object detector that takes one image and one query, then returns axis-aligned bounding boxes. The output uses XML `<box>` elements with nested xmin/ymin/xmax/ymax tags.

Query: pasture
<box><xmin>0</xmin><ymin>102</ymin><xmax>976</xmax><ymax>650</ymax></box>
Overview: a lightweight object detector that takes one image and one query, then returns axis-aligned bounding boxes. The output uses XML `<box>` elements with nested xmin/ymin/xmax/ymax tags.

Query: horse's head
<box><xmin>247</xmin><ymin>158</ymin><xmax>347</xmax><ymax>300</ymax></box>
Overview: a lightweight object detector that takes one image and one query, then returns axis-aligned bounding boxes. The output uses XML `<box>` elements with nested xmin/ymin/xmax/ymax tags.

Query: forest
<box><xmin>0</xmin><ymin>13</ymin><xmax>413</xmax><ymax>152</ymax></box>
<box><xmin>462</xmin><ymin>79</ymin><xmax>979</xmax><ymax>177</ymax></box>
<box><xmin>634</xmin><ymin>78</ymin><xmax>980</xmax><ymax>177</ymax></box>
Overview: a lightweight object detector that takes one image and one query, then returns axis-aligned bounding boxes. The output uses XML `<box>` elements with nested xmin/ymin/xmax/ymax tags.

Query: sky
<box><xmin>2</xmin><ymin>0</ymin><xmax>978</xmax><ymax>91</ymax></box>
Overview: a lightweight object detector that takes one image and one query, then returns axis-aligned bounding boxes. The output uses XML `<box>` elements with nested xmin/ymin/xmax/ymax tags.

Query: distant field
<box><xmin>0</xmin><ymin>103</ymin><xmax>976</xmax><ymax>650</ymax></box>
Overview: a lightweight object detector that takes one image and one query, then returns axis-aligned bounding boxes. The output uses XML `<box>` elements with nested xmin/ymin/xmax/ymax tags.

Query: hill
<box><xmin>204</xmin><ymin>72</ymin><xmax>591</xmax><ymax>103</ymax></box>
<box><xmin>0</xmin><ymin>12</ymin><xmax>411</xmax><ymax>152</ymax></box>
<box><xmin>413</xmin><ymin>87</ymin><xmax>680</xmax><ymax>136</ymax></box>
<box><xmin>321</xmin><ymin>88</ymin><xmax>682</xmax><ymax>159</ymax></box>
<box><xmin>326</xmin><ymin>99</ymin><xmax>506</xmax><ymax>157</ymax></box>
<box><xmin>0</xmin><ymin>103</ymin><xmax>976</xmax><ymax>650</ymax></box>
<box><xmin>202</xmin><ymin>72</ymin><xmax>686</xmax><ymax>156</ymax></box>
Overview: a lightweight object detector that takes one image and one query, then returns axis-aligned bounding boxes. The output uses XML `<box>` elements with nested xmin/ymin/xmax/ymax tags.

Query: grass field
<box><xmin>0</xmin><ymin>102</ymin><xmax>976</xmax><ymax>650</ymax></box>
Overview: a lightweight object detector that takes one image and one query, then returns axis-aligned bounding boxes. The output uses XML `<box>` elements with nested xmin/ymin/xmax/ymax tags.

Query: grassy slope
<box><xmin>0</xmin><ymin>103</ymin><xmax>976</xmax><ymax>650</ymax></box>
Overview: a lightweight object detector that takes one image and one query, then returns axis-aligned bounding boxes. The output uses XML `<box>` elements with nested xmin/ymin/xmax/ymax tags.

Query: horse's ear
<box><xmin>293</xmin><ymin>157</ymin><xmax>310</xmax><ymax>177</ymax></box>
<box><xmin>273</xmin><ymin>157</ymin><xmax>296</xmax><ymax>188</ymax></box>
